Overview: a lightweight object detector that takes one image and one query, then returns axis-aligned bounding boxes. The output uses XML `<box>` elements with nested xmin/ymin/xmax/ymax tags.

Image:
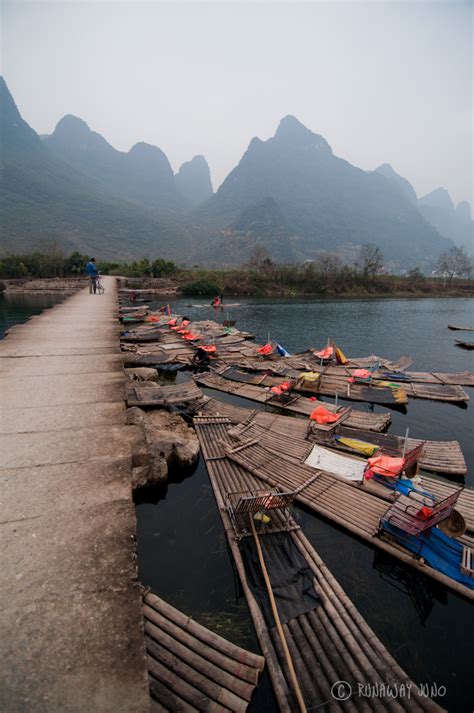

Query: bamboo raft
<box><xmin>143</xmin><ymin>591</ymin><xmax>265</xmax><ymax>712</ymax></box>
<box><xmin>194</xmin><ymin>416</ymin><xmax>444</xmax><ymax>712</ymax></box>
<box><xmin>448</xmin><ymin>324</ymin><xmax>474</xmax><ymax>331</ymax></box>
<box><xmin>195</xmin><ymin>399</ymin><xmax>467</xmax><ymax>477</ymax></box>
<box><xmin>218</xmin><ymin>362</ymin><xmax>471</xmax><ymax>404</ymax></box>
<box><xmin>196</xmin><ymin>417</ymin><xmax>473</xmax><ymax>600</ymax></box>
<box><xmin>222</xmin><ymin>412</ymin><xmax>474</xmax><ymax>532</ymax></box>
<box><xmin>455</xmin><ymin>340</ymin><xmax>474</xmax><ymax>350</ymax></box>
<box><xmin>216</xmin><ymin>365</ymin><xmax>408</xmax><ymax>407</ymax></box>
<box><xmin>235</xmin><ymin>353</ymin><xmax>474</xmax><ymax>388</ymax></box>
<box><xmin>126</xmin><ymin>381</ymin><xmax>203</xmax><ymax>408</ymax></box>
<box><xmin>194</xmin><ymin>371</ymin><xmax>392</xmax><ymax>432</ymax></box>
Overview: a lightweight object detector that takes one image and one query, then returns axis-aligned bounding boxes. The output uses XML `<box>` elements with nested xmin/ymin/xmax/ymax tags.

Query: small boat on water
<box><xmin>448</xmin><ymin>324</ymin><xmax>474</xmax><ymax>331</ymax></box>
<box><xmin>455</xmin><ymin>339</ymin><xmax>474</xmax><ymax>350</ymax></box>
<box><xmin>188</xmin><ymin>303</ymin><xmax>242</xmax><ymax>308</ymax></box>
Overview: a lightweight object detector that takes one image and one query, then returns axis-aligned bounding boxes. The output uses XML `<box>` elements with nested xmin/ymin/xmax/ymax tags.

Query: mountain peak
<box><xmin>418</xmin><ymin>187</ymin><xmax>454</xmax><ymax>212</ymax></box>
<box><xmin>175</xmin><ymin>154</ymin><xmax>213</xmax><ymax>207</ymax></box>
<box><xmin>374</xmin><ymin>163</ymin><xmax>417</xmax><ymax>203</ymax></box>
<box><xmin>0</xmin><ymin>75</ymin><xmax>41</xmax><ymax>151</ymax></box>
<box><xmin>375</xmin><ymin>163</ymin><xmax>396</xmax><ymax>175</ymax></box>
<box><xmin>54</xmin><ymin>114</ymin><xmax>91</xmax><ymax>138</ymax></box>
<box><xmin>276</xmin><ymin>114</ymin><xmax>308</xmax><ymax>134</ymax></box>
<box><xmin>274</xmin><ymin>115</ymin><xmax>331</xmax><ymax>153</ymax></box>
<box><xmin>46</xmin><ymin>114</ymin><xmax>115</xmax><ymax>156</ymax></box>
<box><xmin>455</xmin><ymin>201</ymin><xmax>472</xmax><ymax>222</ymax></box>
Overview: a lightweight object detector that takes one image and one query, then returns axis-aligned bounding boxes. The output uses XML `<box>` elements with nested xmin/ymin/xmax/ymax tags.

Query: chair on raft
<box><xmin>379</xmin><ymin>487</ymin><xmax>463</xmax><ymax>542</ymax></box>
<box><xmin>305</xmin><ymin>404</ymin><xmax>352</xmax><ymax>436</ymax></box>
<box><xmin>364</xmin><ymin>443</ymin><xmax>425</xmax><ymax>488</ymax></box>
<box><xmin>267</xmin><ymin>378</ymin><xmax>299</xmax><ymax>405</ymax></box>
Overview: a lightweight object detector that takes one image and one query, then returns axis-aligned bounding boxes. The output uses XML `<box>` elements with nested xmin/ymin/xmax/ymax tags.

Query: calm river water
<box><xmin>2</xmin><ymin>294</ymin><xmax>473</xmax><ymax>712</ymax></box>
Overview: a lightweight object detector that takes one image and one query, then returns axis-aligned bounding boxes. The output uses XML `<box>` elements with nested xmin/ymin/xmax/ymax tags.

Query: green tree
<box><xmin>64</xmin><ymin>251</ymin><xmax>90</xmax><ymax>276</ymax></box>
<box><xmin>151</xmin><ymin>258</ymin><xmax>177</xmax><ymax>277</ymax></box>
<box><xmin>0</xmin><ymin>255</ymin><xmax>28</xmax><ymax>278</ymax></box>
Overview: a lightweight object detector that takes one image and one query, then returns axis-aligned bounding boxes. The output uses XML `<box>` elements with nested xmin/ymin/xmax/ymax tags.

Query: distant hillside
<box><xmin>418</xmin><ymin>188</ymin><xmax>473</xmax><ymax>254</ymax></box>
<box><xmin>175</xmin><ymin>155</ymin><xmax>213</xmax><ymax>208</ymax></box>
<box><xmin>193</xmin><ymin>116</ymin><xmax>453</xmax><ymax>268</ymax></box>
<box><xmin>0</xmin><ymin>78</ymin><xmax>190</xmax><ymax>260</ymax></box>
<box><xmin>44</xmin><ymin>115</ymin><xmax>187</xmax><ymax>212</ymax></box>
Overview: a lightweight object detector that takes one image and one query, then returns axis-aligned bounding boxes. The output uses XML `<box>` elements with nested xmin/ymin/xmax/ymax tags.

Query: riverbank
<box><xmin>3</xmin><ymin>273</ymin><xmax>473</xmax><ymax>299</ymax></box>
<box><xmin>120</xmin><ymin>274</ymin><xmax>474</xmax><ymax>299</ymax></box>
<box><xmin>1</xmin><ymin>277</ymin><xmax>85</xmax><ymax>294</ymax></box>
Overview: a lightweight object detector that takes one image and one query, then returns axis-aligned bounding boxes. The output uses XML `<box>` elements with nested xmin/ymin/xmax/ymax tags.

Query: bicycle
<box><xmin>96</xmin><ymin>274</ymin><xmax>105</xmax><ymax>294</ymax></box>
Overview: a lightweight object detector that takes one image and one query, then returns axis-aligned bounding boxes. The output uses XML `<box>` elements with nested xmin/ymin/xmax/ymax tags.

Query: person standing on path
<box><xmin>85</xmin><ymin>257</ymin><xmax>98</xmax><ymax>294</ymax></box>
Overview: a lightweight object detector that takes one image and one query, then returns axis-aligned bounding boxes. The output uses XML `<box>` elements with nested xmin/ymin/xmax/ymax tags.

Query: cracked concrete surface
<box><xmin>0</xmin><ymin>277</ymin><xmax>150</xmax><ymax>713</ymax></box>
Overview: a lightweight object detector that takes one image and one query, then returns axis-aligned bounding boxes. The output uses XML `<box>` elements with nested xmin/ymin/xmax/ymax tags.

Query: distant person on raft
<box><xmin>85</xmin><ymin>257</ymin><xmax>98</xmax><ymax>294</ymax></box>
<box><xmin>211</xmin><ymin>295</ymin><xmax>221</xmax><ymax>308</ymax></box>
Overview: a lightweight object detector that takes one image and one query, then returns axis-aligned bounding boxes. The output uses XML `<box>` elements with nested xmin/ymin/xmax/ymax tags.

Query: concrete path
<box><xmin>0</xmin><ymin>278</ymin><xmax>150</xmax><ymax>712</ymax></box>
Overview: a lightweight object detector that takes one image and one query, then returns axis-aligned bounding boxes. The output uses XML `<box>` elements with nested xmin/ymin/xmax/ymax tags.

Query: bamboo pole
<box><xmin>146</xmin><ymin>632</ymin><xmax>248</xmax><ymax>712</ymax></box>
<box><xmin>148</xmin><ymin>669</ymin><xmax>199</xmax><ymax>712</ymax></box>
<box><xmin>149</xmin><ymin>692</ymin><xmax>171</xmax><ymax>713</ymax></box>
<box><xmin>143</xmin><ymin>605</ymin><xmax>262</xmax><ymax>689</ymax></box>
<box><xmin>147</xmin><ymin>651</ymin><xmax>231</xmax><ymax>712</ymax></box>
<box><xmin>205</xmin><ymin>461</ymin><xmax>294</xmax><ymax>713</ymax></box>
<box><xmin>293</xmin><ymin>534</ymin><xmax>440</xmax><ymax>713</ymax></box>
<box><xmin>249</xmin><ymin>515</ymin><xmax>307</xmax><ymax>713</ymax></box>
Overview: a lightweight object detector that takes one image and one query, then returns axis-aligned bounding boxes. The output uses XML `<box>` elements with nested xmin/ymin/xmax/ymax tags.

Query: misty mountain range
<box><xmin>1</xmin><ymin>77</ymin><xmax>471</xmax><ymax>268</ymax></box>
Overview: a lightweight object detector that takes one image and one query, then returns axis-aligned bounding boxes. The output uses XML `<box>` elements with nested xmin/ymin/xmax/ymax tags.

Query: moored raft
<box><xmin>223</xmin><ymin>412</ymin><xmax>473</xmax><ymax>531</ymax></box>
<box><xmin>194</xmin><ymin>416</ymin><xmax>444</xmax><ymax>712</ymax></box>
<box><xmin>143</xmin><ymin>591</ymin><xmax>265</xmax><ymax>712</ymax></box>
<box><xmin>216</xmin><ymin>364</ymin><xmax>409</xmax><ymax>407</ymax></box>
<box><xmin>218</xmin><ymin>361</ymin><xmax>471</xmax><ymax>404</ymax></box>
<box><xmin>198</xmin><ymin>399</ymin><xmax>468</xmax><ymax>476</ymax></box>
<box><xmin>197</xmin><ymin>417</ymin><xmax>473</xmax><ymax>600</ymax></box>
<box><xmin>455</xmin><ymin>340</ymin><xmax>474</xmax><ymax>350</ymax></box>
<box><xmin>448</xmin><ymin>324</ymin><xmax>474</xmax><ymax>331</ymax></box>
<box><xmin>126</xmin><ymin>381</ymin><xmax>203</xmax><ymax>408</ymax></box>
<box><xmin>194</xmin><ymin>371</ymin><xmax>392</xmax><ymax>432</ymax></box>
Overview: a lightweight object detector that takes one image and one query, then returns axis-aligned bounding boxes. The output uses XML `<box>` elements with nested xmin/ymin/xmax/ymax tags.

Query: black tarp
<box><xmin>240</xmin><ymin>531</ymin><xmax>319</xmax><ymax>627</ymax></box>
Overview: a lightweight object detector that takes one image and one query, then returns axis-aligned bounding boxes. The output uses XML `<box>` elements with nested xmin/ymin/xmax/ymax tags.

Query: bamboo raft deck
<box><xmin>216</xmin><ymin>365</ymin><xmax>408</xmax><ymax>407</ymax></box>
<box><xmin>218</xmin><ymin>361</ymin><xmax>471</xmax><ymax>404</ymax></box>
<box><xmin>195</xmin><ymin>417</ymin><xmax>473</xmax><ymax>600</ymax></box>
<box><xmin>126</xmin><ymin>381</ymin><xmax>203</xmax><ymax>408</ymax></box>
<box><xmin>234</xmin><ymin>354</ymin><xmax>474</xmax><ymax>388</ymax></box>
<box><xmin>194</xmin><ymin>371</ymin><xmax>392</xmax><ymax>432</ymax></box>
<box><xmin>222</xmin><ymin>412</ymin><xmax>474</xmax><ymax>532</ymax></box>
<box><xmin>194</xmin><ymin>416</ymin><xmax>444</xmax><ymax>712</ymax></box>
<box><xmin>193</xmin><ymin>397</ymin><xmax>467</xmax><ymax>476</ymax></box>
<box><xmin>143</xmin><ymin>591</ymin><xmax>265</xmax><ymax>712</ymax></box>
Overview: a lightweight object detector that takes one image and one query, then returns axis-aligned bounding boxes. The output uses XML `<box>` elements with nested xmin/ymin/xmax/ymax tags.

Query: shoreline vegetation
<box><xmin>1</xmin><ymin>249</ymin><xmax>473</xmax><ymax>298</ymax></box>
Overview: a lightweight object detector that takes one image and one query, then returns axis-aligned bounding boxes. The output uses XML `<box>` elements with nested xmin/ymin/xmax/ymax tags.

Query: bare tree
<box><xmin>314</xmin><ymin>252</ymin><xmax>342</xmax><ymax>278</ymax></box>
<box><xmin>357</xmin><ymin>243</ymin><xmax>384</xmax><ymax>278</ymax></box>
<box><xmin>246</xmin><ymin>243</ymin><xmax>273</xmax><ymax>272</ymax></box>
<box><xmin>436</xmin><ymin>246</ymin><xmax>471</xmax><ymax>285</ymax></box>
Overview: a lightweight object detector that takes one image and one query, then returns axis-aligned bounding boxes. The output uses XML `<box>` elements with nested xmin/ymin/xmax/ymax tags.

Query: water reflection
<box><xmin>0</xmin><ymin>292</ymin><xmax>66</xmax><ymax>338</ymax></box>
<box><xmin>372</xmin><ymin>550</ymin><xmax>448</xmax><ymax>626</ymax></box>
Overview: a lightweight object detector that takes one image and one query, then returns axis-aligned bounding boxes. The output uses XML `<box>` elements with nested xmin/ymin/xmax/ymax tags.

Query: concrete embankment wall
<box><xmin>0</xmin><ymin>277</ymin><xmax>150</xmax><ymax>712</ymax></box>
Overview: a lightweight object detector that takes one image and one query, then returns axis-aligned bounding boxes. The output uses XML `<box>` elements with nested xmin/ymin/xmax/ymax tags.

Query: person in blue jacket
<box><xmin>85</xmin><ymin>257</ymin><xmax>98</xmax><ymax>294</ymax></box>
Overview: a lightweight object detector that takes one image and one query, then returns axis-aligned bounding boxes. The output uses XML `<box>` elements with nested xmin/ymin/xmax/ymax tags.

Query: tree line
<box><xmin>0</xmin><ymin>250</ymin><xmax>178</xmax><ymax>279</ymax></box>
<box><xmin>1</xmin><ymin>243</ymin><xmax>472</xmax><ymax>297</ymax></box>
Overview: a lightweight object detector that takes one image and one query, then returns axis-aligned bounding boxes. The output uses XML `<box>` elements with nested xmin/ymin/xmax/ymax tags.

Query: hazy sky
<box><xmin>2</xmin><ymin>1</ymin><xmax>472</xmax><ymax>205</ymax></box>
